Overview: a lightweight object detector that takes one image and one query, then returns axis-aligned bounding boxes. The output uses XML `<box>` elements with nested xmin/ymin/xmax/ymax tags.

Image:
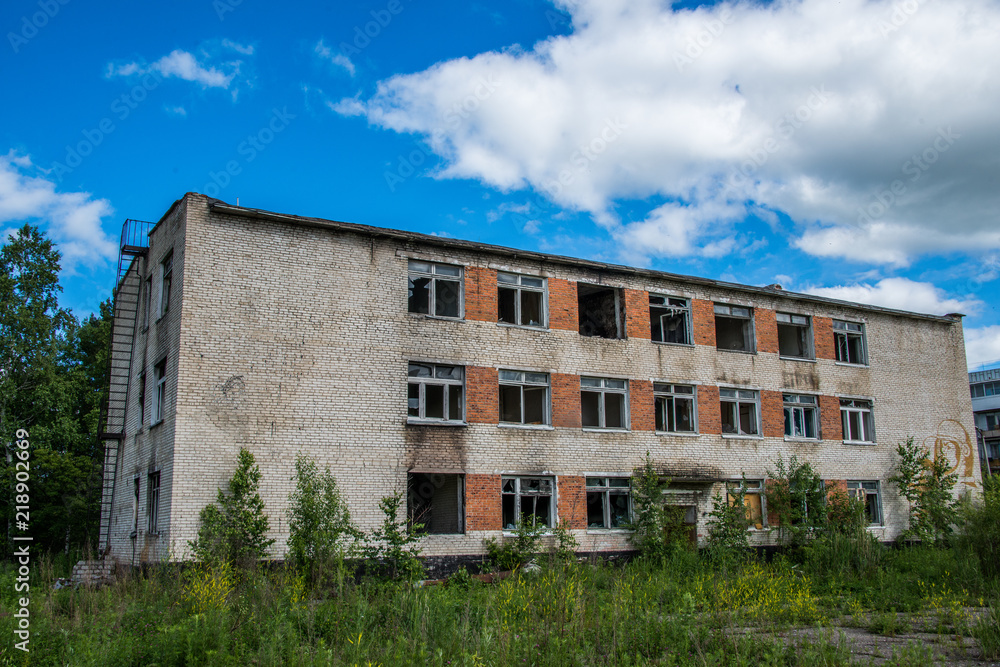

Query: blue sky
<box><xmin>2</xmin><ymin>0</ymin><xmax>998</xmax><ymax>369</ymax></box>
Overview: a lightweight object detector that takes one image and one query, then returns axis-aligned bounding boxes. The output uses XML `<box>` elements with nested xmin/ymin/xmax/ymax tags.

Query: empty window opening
<box><xmin>407</xmin><ymin>473</ymin><xmax>464</xmax><ymax>534</ymax></box>
<box><xmin>586</xmin><ymin>477</ymin><xmax>631</xmax><ymax>528</ymax></box>
<box><xmin>408</xmin><ymin>363</ymin><xmax>464</xmax><ymax>422</ymax></box>
<box><xmin>502</xmin><ymin>476</ymin><xmax>553</xmax><ymax>529</ymax></box>
<box><xmin>654</xmin><ymin>383</ymin><xmax>696</xmax><ymax>433</ymax></box>
<box><xmin>146</xmin><ymin>471</ymin><xmax>161</xmax><ymax>534</ymax></box>
<box><xmin>131</xmin><ymin>476</ymin><xmax>141</xmax><ymax>537</ymax></box>
<box><xmin>159</xmin><ymin>253</ymin><xmax>172</xmax><ymax>318</ymax></box>
<box><xmin>714</xmin><ymin>304</ymin><xmax>754</xmax><ymax>352</ymax></box>
<box><xmin>499</xmin><ymin>370</ymin><xmax>549</xmax><ymax>425</ymax></box>
<box><xmin>783</xmin><ymin>393</ymin><xmax>818</xmax><ymax>439</ymax></box>
<box><xmin>841</xmin><ymin>398</ymin><xmax>874</xmax><ymax>442</ymax></box>
<box><xmin>834</xmin><ymin>320</ymin><xmax>867</xmax><ymax>365</ymax></box>
<box><xmin>777</xmin><ymin>312</ymin><xmax>813</xmax><ymax>359</ymax></box>
<box><xmin>720</xmin><ymin>388</ymin><xmax>759</xmax><ymax>436</ymax></box>
<box><xmin>578</xmin><ymin>284</ymin><xmax>623</xmax><ymax>339</ymax></box>
<box><xmin>152</xmin><ymin>359</ymin><xmax>167</xmax><ymax>424</ymax></box>
<box><xmin>498</xmin><ymin>272</ymin><xmax>546</xmax><ymax>327</ymax></box>
<box><xmin>581</xmin><ymin>377</ymin><xmax>628</xmax><ymax>429</ymax></box>
<box><xmin>650</xmin><ymin>295</ymin><xmax>691</xmax><ymax>345</ymax></box>
<box><xmin>847</xmin><ymin>480</ymin><xmax>882</xmax><ymax>525</ymax></box>
<box><xmin>727</xmin><ymin>479</ymin><xmax>766</xmax><ymax>530</ymax></box>
<box><xmin>408</xmin><ymin>260</ymin><xmax>462</xmax><ymax>318</ymax></box>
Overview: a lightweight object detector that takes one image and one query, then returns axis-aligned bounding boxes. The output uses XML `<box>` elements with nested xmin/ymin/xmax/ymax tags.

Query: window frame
<box><xmin>580</xmin><ymin>376</ymin><xmax>629</xmax><ymax>430</ymax></box>
<box><xmin>585</xmin><ymin>477</ymin><xmax>632</xmax><ymax>530</ymax></box>
<box><xmin>649</xmin><ymin>294</ymin><xmax>692</xmax><ymax>346</ymax></box>
<box><xmin>776</xmin><ymin>312</ymin><xmax>814</xmax><ymax>360</ymax></box>
<box><xmin>407</xmin><ymin>472</ymin><xmax>465</xmax><ymax>534</ymax></box>
<box><xmin>720</xmin><ymin>387</ymin><xmax>760</xmax><ymax>437</ymax></box>
<box><xmin>407</xmin><ymin>362</ymin><xmax>465</xmax><ymax>424</ymax></box>
<box><xmin>833</xmin><ymin>320</ymin><xmax>868</xmax><ymax>366</ymax></box>
<box><xmin>142</xmin><ymin>277</ymin><xmax>152</xmax><ymax>330</ymax></box>
<box><xmin>653</xmin><ymin>382</ymin><xmax>697</xmax><ymax>434</ymax></box>
<box><xmin>158</xmin><ymin>252</ymin><xmax>172</xmax><ymax>320</ymax></box>
<box><xmin>146</xmin><ymin>471</ymin><xmax>161</xmax><ymax>535</ymax></box>
<box><xmin>847</xmin><ymin>480</ymin><xmax>883</xmax><ymax>525</ymax></box>
<box><xmin>498</xmin><ymin>370</ymin><xmax>551</xmax><ymax>427</ymax></box>
<box><xmin>497</xmin><ymin>272</ymin><xmax>547</xmax><ymax>329</ymax></box>
<box><xmin>131</xmin><ymin>475</ymin><xmax>141</xmax><ymax>538</ymax></box>
<box><xmin>138</xmin><ymin>372</ymin><xmax>146</xmax><ymax>427</ymax></box>
<box><xmin>501</xmin><ymin>475</ymin><xmax>555</xmax><ymax>530</ymax></box>
<box><xmin>840</xmin><ymin>398</ymin><xmax>875</xmax><ymax>444</ymax></box>
<box><xmin>152</xmin><ymin>358</ymin><xmax>167</xmax><ymax>425</ymax></box>
<box><xmin>407</xmin><ymin>260</ymin><xmax>464</xmax><ymax>319</ymax></box>
<box><xmin>713</xmin><ymin>303</ymin><xmax>756</xmax><ymax>353</ymax></box>
<box><xmin>727</xmin><ymin>479</ymin><xmax>767</xmax><ymax>530</ymax></box>
<box><xmin>783</xmin><ymin>393</ymin><xmax>819</xmax><ymax>440</ymax></box>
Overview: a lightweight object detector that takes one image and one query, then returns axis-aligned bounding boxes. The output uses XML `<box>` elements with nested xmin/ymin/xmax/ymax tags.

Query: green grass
<box><xmin>0</xmin><ymin>546</ymin><xmax>996</xmax><ymax>666</ymax></box>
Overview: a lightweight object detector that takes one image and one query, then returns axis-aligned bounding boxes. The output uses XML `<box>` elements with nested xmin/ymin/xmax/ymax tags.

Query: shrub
<box><xmin>706</xmin><ymin>477</ymin><xmax>752</xmax><ymax>566</ymax></box>
<box><xmin>483</xmin><ymin>514</ymin><xmax>545</xmax><ymax>571</ymax></box>
<box><xmin>362</xmin><ymin>491</ymin><xmax>424</xmax><ymax>581</ymax></box>
<box><xmin>888</xmin><ymin>436</ymin><xmax>959</xmax><ymax>545</ymax></box>
<box><xmin>958</xmin><ymin>474</ymin><xmax>1000</xmax><ymax>580</ymax></box>
<box><xmin>286</xmin><ymin>455</ymin><xmax>360</xmax><ymax>588</ymax></box>
<box><xmin>765</xmin><ymin>455</ymin><xmax>826</xmax><ymax>549</ymax></box>
<box><xmin>189</xmin><ymin>448</ymin><xmax>275</xmax><ymax>568</ymax></box>
<box><xmin>805</xmin><ymin>487</ymin><xmax>883</xmax><ymax>576</ymax></box>
<box><xmin>628</xmin><ymin>452</ymin><xmax>690</xmax><ymax>561</ymax></box>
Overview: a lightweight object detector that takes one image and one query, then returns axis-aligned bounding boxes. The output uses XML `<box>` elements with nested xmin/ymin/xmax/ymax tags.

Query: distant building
<box><xmin>970</xmin><ymin>368</ymin><xmax>1000</xmax><ymax>476</ymax></box>
<box><xmin>97</xmin><ymin>193</ymin><xmax>981</xmax><ymax>567</ymax></box>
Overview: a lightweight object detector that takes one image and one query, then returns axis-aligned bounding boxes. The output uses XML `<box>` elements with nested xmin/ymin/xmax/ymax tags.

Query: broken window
<box><xmin>407</xmin><ymin>473</ymin><xmax>464</xmax><ymax>534</ymax></box>
<box><xmin>653</xmin><ymin>383</ymin><xmax>696</xmax><ymax>433</ymax></box>
<box><xmin>783</xmin><ymin>393</ymin><xmax>818</xmax><ymax>439</ymax></box>
<box><xmin>146</xmin><ymin>471</ymin><xmax>160</xmax><ymax>534</ymax></box>
<box><xmin>581</xmin><ymin>377</ymin><xmax>628</xmax><ymax>429</ymax></box>
<box><xmin>847</xmin><ymin>480</ymin><xmax>882</xmax><ymax>525</ymax></box>
<box><xmin>499</xmin><ymin>370</ymin><xmax>549</xmax><ymax>425</ymax></box>
<box><xmin>649</xmin><ymin>295</ymin><xmax>691</xmax><ymax>345</ymax></box>
<box><xmin>407</xmin><ymin>363</ymin><xmax>464</xmax><ymax>422</ymax></box>
<box><xmin>498</xmin><ymin>272</ymin><xmax>546</xmax><ymax>327</ymax></box>
<box><xmin>714</xmin><ymin>304</ymin><xmax>755</xmax><ymax>352</ymax></box>
<box><xmin>152</xmin><ymin>358</ymin><xmax>167</xmax><ymax>424</ymax></box>
<box><xmin>501</xmin><ymin>476</ymin><xmax>553</xmax><ymax>529</ymax></box>
<box><xmin>840</xmin><ymin>398</ymin><xmax>874</xmax><ymax>443</ymax></box>
<box><xmin>159</xmin><ymin>252</ymin><xmax>172</xmax><ymax>318</ymax></box>
<box><xmin>720</xmin><ymin>388</ymin><xmax>759</xmax><ymax>436</ymax></box>
<box><xmin>727</xmin><ymin>479</ymin><xmax>766</xmax><ymax>530</ymax></box>
<box><xmin>578</xmin><ymin>283</ymin><xmax>623</xmax><ymax>339</ymax></box>
<box><xmin>777</xmin><ymin>312</ymin><xmax>813</xmax><ymax>359</ymax></box>
<box><xmin>586</xmin><ymin>477</ymin><xmax>631</xmax><ymax>528</ymax></box>
<box><xmin>833</xmin><ymin>320</ymin><xmax>867</xmax><ymax>365</ymax></box>
<box><xmin>408</xmin><ymin>260</ymin><xmax>462</xmax><ymax>318</ymax></box>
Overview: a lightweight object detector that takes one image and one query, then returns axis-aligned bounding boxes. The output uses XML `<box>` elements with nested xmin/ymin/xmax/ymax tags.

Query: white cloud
<box><xmin>0</xmin><ymin>151</ymin><xmax>116</xmax><ymax>268</ymax></box>
<box><xmin>166</xmin><ymin>105</ymin><xmax>187</xmax><ymax>116</ymax></box>
<box><xmin>315</xmin><ymin>39</ymin><xmax>355</xmax><ymax>76</ymax></box>
<box><xmin>107</xmin><ymin>40</ymin><xmax>252</xmax><ymax>91</ymax></box>
<box><xmin>804</xmin><ymin>277</ymin><xmax>980</xmax><ymax>316</ymax></box>
<box><xmin>336</xmin><ymin>0</ymin><xmax>1000</xmax><ymax>265</ymax></box>
<box><xmin>965</xmin><ymin>326</ymin><xmax>1000</xmax><ymax>370</ymax></box>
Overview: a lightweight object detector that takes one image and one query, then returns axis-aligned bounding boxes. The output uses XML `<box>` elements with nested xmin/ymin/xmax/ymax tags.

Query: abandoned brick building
<box><xmin>98</xmin><ymin>192</ymin><xmax>981</xmax><ymax>565</ymax></box>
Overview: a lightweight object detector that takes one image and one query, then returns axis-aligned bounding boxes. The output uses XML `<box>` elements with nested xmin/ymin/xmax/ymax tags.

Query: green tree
<box><xmin>765</xmin><ymin>455</ymin><xmax>827</xmax><ymax>549</ymax></box>
<box><xmin>706</xmin><ymin>477</ymin><xmax>753</xmax><ymax>566</ymax></box>
<box><xmin>628</xmin><ymin>452</ymin><xmax>688</xmax><ymax>561</ymax></box>
<box><xmin>888</xmin><ymin>437</ymin><xmax>959</xmax><ymax>545</ymax></box>
<box><xmin>190</xmin><ymin>448</ymin><xmax>275</xmax><ymax>568</ymax></box>
<box><xmin>362</xmin><ymin>492</ymin><xmax>424</xmax><ymax>581</ymax></box>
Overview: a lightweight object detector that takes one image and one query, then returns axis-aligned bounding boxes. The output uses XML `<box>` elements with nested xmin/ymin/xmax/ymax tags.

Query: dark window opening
<box><xmin>408</xmin><ymin>473</ymin><xmax>464</xmax><ymax>534</ymax></box>
<box><xmin>714</xmin><ymin>304</ymin><xmax>754</xmax><ymax>351</ymax></box>
<box><xmin>586</xmin><ymin>477</ymin><xmax>631</xmax><ymax>528</ymax></box>
<box><xmin>408</xmin><ymin>261</ymin><xmax>462</xmax><ymax>318</ymax></box>
<box><xmin>498</xmin><ymin>273</ymin><xmax>546</xmax><ymax>327</ymax></box>
<box><xmin>502</xmin><ymin>476</ymin><xmax>553</xmax><ymax>529</ymax></box>
<box><xmin>654</xmin><ymin>383</ymin><xmax>696</xmax><ymax>432</ymax></box>
<box><xmin>834</xmin><ymin>320</ymin><xmax>867</xmax><ymax>364</ymax></box>
<box><xmin>650</xmin><ymin>295</ymin><xmax>691</xmax><ymax>344</ymax></box>
<box><xmin>777</xmin><ymin>312</ymin><xmax>813</xmax><ymax>359</ymax></box>
<box><xmin>578</xmin><ymin>284</ymin><xmax>623</xmax><ymax>339</ymax></box>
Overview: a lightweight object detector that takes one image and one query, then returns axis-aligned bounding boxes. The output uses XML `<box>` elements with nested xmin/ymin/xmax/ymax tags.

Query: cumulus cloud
<box><xmin>804</xmin><ymin>277</ymin><xmax>980</xmax><ymax>316</ymax></box>
<box><xmin>107</xmin><ymin>39</ymin><xmax>253</xmax><ymax>93</ymax></box>
<box><xmin>966</xmin><ymin>326</ymin><xmax>1000</xmax><ymax>370</ymax></box>
<box><xmin>0</xmin><ymin>151</ymin><xmax>116</xmax><ymax>268</ymax></box>
<box><xmin>334</xmin><ymin>0</ymin><xmax>1000</xmax><ymax>266</ymax></box>
<box><xmin>315</xmin><ymin>39</ymin><xmax>355</xmax><ymax>76</ymax></box>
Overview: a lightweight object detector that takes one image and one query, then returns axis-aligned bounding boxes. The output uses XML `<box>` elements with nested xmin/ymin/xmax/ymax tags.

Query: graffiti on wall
<box><xmin>923</xmin><ymin>419</ymin><xmax>978</xmax><ymax>489</ymax></box>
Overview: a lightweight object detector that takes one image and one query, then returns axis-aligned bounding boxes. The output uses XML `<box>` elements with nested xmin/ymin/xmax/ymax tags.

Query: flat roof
<box><xmin>162</xmin><ymin>193</ymin><xmax>961</xmax><ymax>325</ymax></box>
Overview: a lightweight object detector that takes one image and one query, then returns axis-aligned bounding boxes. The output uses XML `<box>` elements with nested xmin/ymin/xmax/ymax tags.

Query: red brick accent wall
<box><xmin>548</xmin><ymin>278</ymin><xmax>578</xmax><ymax>331</ymax></box>
<box><xmin>755</xmin><ymin>307</ymin><xmax>779</xmax><ymax>354</ymax></box>
<box><xmin>557</xmin><ymin>475</ymin><xmax>588</xmax><ymax>529</ymax></box>
<box><xmin>814</xmin><ymin>316</ymin><xmax>836</xmax><ymax>360</ymax></box>
<box><xmin>819</xmin><ymin>394</ymin><xmax>841</xmax><ymax>441</ymax></box>
<box><xmin>466</xmin><ymin>366</ymin><xmax>498</xmax><ymax>424</ymax></box>
<box><xmin>464</xmin><ymin>266</ymin><xmax>497</xmax><ymax>322</ymax></box>
<box><xmin>761</xmin><ymin>390</ymin><xmax>785</xmax><ymax>438</ymax></box>
<box><xmin>466</xmin><ymin>474</ymin><xmax>501</xmax><ymax>531</ymax></box>
<box><xmin>624</xmin><ymin>288</ymin><xmax>650</xmax><ymax>340</ymax></box>
<box><xmin>630</xmin><ymin>379</ymin><xmax>655</xmax><ymax>431</ymax></box>
<box><xmin>551</xmin><ymin>373</ymin><xmax>581</xmax><ymax>428</ymax></box>
<box><xmin>697</xmin><ymin>385</ymin><xmax>721</xmax><ymax>434</ymax></box>
<box><xmin>692</xmin><ymin>299</ymin><xmax>716</xmax><ymax>347</ymax></box>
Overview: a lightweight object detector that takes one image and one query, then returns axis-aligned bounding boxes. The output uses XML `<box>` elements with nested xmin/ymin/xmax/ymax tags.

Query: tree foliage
<box><xmin>362</xmin><ymin>492</ymin><xmax>424</xmax><ymax>581</ymax></box>
<box><xmin>765</xmin><ymin>455</ymin><xmax>827</xmax><ymax>549</ymax></box>
<box><xmin>628</xmin><ymin>452</ymin><xmax>689</xmax><ymax>561</ymax></box>
<box><xmin>706</xmin><ymin>477</ymin><xmax>752</xmax><ymax>565</ymax></box>
<box><xmin>888</xmin><ymin>437</ymin><xmax>959</xmax><ymax>545</ymax></box>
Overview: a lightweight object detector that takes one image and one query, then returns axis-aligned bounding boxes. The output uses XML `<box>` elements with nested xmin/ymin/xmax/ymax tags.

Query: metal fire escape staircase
<box><xmin>97</xmin><ymin>219</ymin><xmax>154</xmax><ymax>557</ymax></box>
